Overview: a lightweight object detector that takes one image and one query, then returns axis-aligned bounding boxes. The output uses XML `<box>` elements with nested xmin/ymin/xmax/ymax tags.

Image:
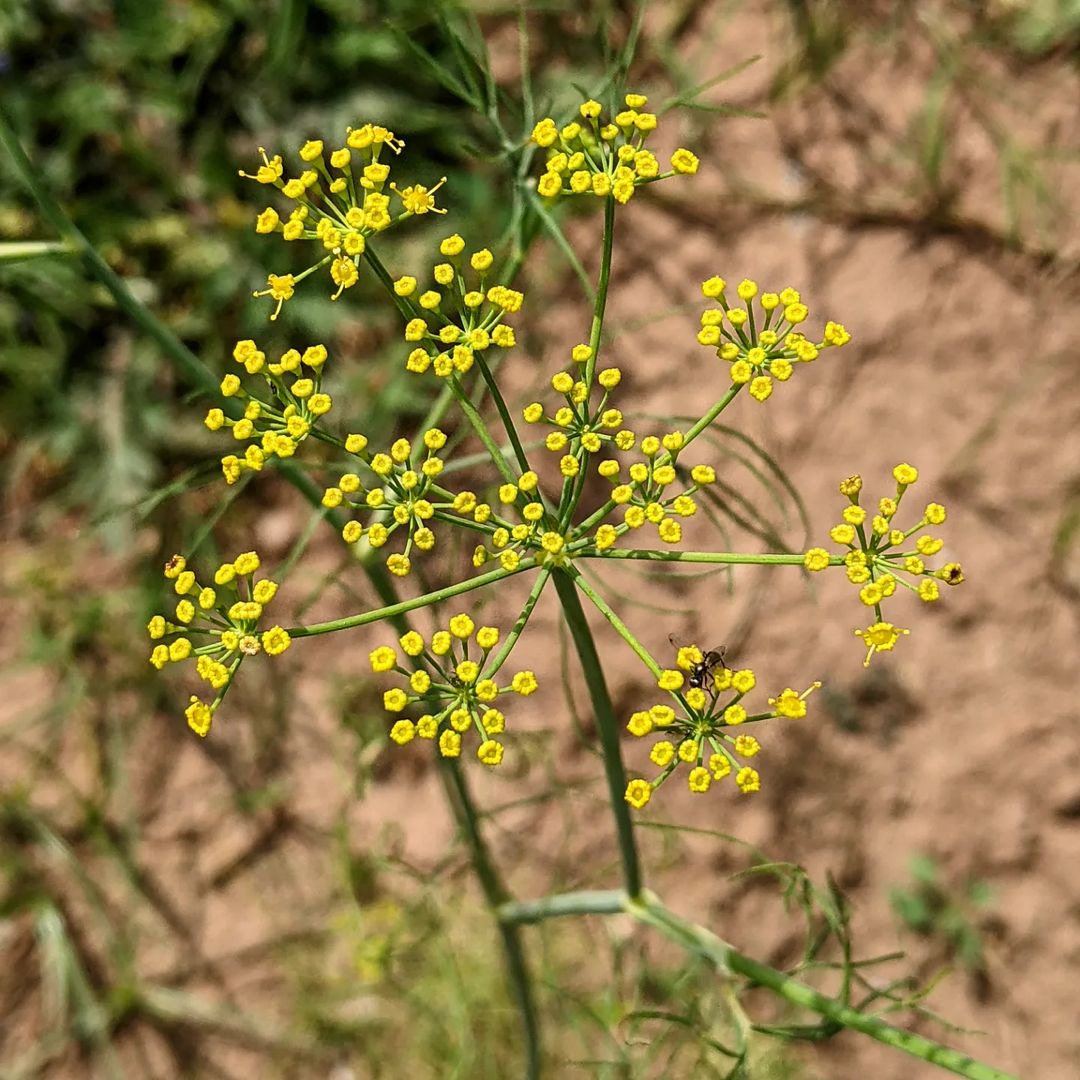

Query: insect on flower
<box><xmin>669</xmin><ymin>634</ymin><xmax>728</xmax><ymax>694</ymax></box>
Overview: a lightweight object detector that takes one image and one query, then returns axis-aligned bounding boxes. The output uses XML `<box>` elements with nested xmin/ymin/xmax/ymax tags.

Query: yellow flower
<box><xmin>918</xmin><ymin>579</ymin><xmax>940</xmax><ymax>603</ymax></box>
<box><xmin>370</xmin><ymin>646</ymin><xmax>397</xmax><ymax>673</ymax></box>
<box><xmin>731</xmin><ymin>669</ymin><xmax>756</xmax><ymax>694</ymax></box>
<box><xmin>916</xmin><ymin>535</ymin><xmax>944</xmax><ymax>556</ymax></box>
<box><xmin>688</xmin><ymin>767</ymin><xmax>711</xmax><ymax>793</ymax></box>
<box><xmin>736</xmin><ymin>767</ymin><xmax>760</xmax><ymax>793</ymax></box>
<box><xmin>657</xmin><ymin>669</ymin><xmax>684</xmax><ymax>691</ymax></box>
<box><xmin>383</xmin><ymin>688</ymin><xmax>409</xmax><ymax>712</ymax></box>
<box><xmin>185</xmin><ymin>697</ymin><xmax>214</xmax><ymax>738</ymax></box>
<box><xmin>937</xmin><ymin>562</ymin><xmax>964</xmax><ymax>585</ymax></box>
<box><xmin>477</xmin><ymin>740</ymin><xmax>504</xmax><ymax>766</ymax></box>
<box><xmin>823</xmin><ymin>321</ymin><xmax>851</xmax><ymax>345</ymax></box>
<box><xmin>253</xmin><ymin>273</ymin><xmax>296</xmax><ymax>320</ymax></box>
<box><xmin>261</xmin><ymin>626</ymin><xmax>291</xmax><ymax>655</ymax></box>
<box><xmin>657</xmin><ymin>519</ymin><xmax>682</xmax><ymax>544</ymax></box>
<box><xmin>456</xmin><ymin>661</ymin><xmax>479</xmax><ymax>684</ymax></box>
<box><xmin>855</xmin><ymin>622</ymin><xmax>910</xmax><ymax>666</ymax></box>
<box><xmin>723</xmin><ymin>704</ymin><xmax>747</xmax><ymax>726</ymax></box>
<box><xmin>595</xmin><ymin>524</ymin><xmax>617</xmax><ymax>550</ymax></box>
<box><xmin>749</xmin><ymin>375</ymin><xmax>773</xmax><ymax>402</ymax></box>
<box><xmin>671</xmin><ymin>148</ymin><xmax>699</xmax><ymax>174</ymax></box>
<box><xmin>438</xmin><ymin>730</ymin><xmax>462</xmax><ymax>758</ymax></box>
<box><xmin>390</xmin><ymin>719</ymin><xmax>415</xmax><ymax>745</ymax></box>
<box><xmin>650</xmin><ymin>741</ymin><xmax>675</xmax><ymax>767</ymax></box>
<box><xmin>255</xmin><ymin>207</ymin><xmax>280</xmax><ymax>234</ymax></box>
<box><xmin>893</xmin><ymin>462</ymin><xmax>919</xmax><ymax>486</ymax></box>
<box><xmin>733</xmin><ymin>735</ymin><xmax>760</xmax><ymax>757</ymax></box>
<box><xmin>803</xmin><ymin>548</ymin><xmax>831</xmax><ymax>572</ymax></box>
<box><xmin>839</xmin><ymin>475</ymin><xmax>862</xmax><ymax>498</ymax></box>
<box><xmin>511</xmin><ymin>671</ymin><xmax>538</xmax><ymax>696</ymax></box>
<box><xmin>625</xmin><ymin>779</ymin><xmax>653</xmax><ymax>809</ymax></box>
<box><xmin>709</xmin><ymin>753</ymin><xmax>732</xmax><ymax>780</ymax></box>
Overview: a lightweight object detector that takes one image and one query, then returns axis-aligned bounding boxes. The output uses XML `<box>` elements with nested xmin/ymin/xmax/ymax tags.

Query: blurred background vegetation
<box><xmin>1</xmin><ymin>1</ymin><xmax>1077</xmax><ymax>1077</ymax></box>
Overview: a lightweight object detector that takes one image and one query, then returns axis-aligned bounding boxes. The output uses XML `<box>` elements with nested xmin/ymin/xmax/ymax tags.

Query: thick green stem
<box><xmin>634</xmin><ymin>896</ymin><xmax>1017</xmax><ymax>1080</ymax></box>
<box><xmin>285</xmin><ymin>560</ymin><xmax>537</xmax><ymax>638</ymax></box>
<box><xmin>499</xmin><ymin>888</ymin><xmax>624</xmax><ymax>925</ymax></box>
<box><xmin>552</xmin><ymin>568</ymin><xmax>642</xmax><ymax>897</ymax></box>
<box><xmin>500</xmin><ymin>889</ymin><xmax>1017</xmax><ymax>1080</ymax></box>
<box><xmin>440</xmin><ymin>759</ymin><xmax>541</xmax><ymax>1080</ymax></box>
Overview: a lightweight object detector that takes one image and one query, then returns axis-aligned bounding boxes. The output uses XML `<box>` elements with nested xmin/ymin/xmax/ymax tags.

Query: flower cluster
<box><xmin>696</xmin><ymin>277</ymin><xmax>851</xmax><ymax>403</ymax></box>
<box><xmin>523</xmin><ymin>355</ymin><xmax>625</xmax><ymax>473</ymax></box>
<box><xmin>456</xmin><ymin>470</ymin><xmax>557</xmax><ymax>572</ymax></box>
<box><xmin>326</xmin><ymin>429</ymin><xmax>453</xmax><ymax>577</ymax></box>
<box><xmin>399</xmin><ymin>235</ymin><xmax>522</xmax><ymax>379</ymax></box>
<box><xmin>241</xmin><ymin>124</ymin><xmax>446</xmax><ymax>318</ymax></box>
<box><xmin>804</xmin><ymin>466</ymin><xmax>965</xmax><ymax>666</ymax></box>
<box><xmin>148</xmin><ymin>551</ymin><xmax>291</xmax><ymax>736</ymax></box>
<box><xmin>589</xmin><ymin>432</ymin><xmax>718</xmax><ymax>550</ymax></box>
<box><xmin>623</xmin><ymin>646</ymin><xmax>821</xmax><ymax>808</ymax></box>
<box><xmin>369</xmin><ymin>616</ymin><xmax>538</xmax><ymax>763</ymax></box>
<box><xmin>206</xmin><ymin>339</ymin><xmax>332</xmax><ymax>485</ymax></box>
<box><xmin>533</xmin><ymin>93</ymin><xmax>699</xmax><ymax>204</ymax></box>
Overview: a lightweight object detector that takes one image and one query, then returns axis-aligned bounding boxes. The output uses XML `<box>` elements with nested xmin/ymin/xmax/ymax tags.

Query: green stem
<box><xmin>568</xmin><ymin>567</ymin><xmax>661</xmax><ymax>677</ymax></box>
<box><xmin>362</xmin><ymin>243</ymin><xmax>415</xmax><ymax>323</ymax></box>
<box><xmin>634</xmin><ymin>896</ymin><xmax>1017</xmax><ymax>1080</ymax></box>
<box><xmin>552</xmin><ymin>568</ymin><xmax>642</xmax><ymax>897</ymax></box>
<box><xmin>583</xmin><ymin>195</ymin><xmax>617</xmax><ymax>389</ymax></box>
<box><xmin>553</xmin><ymin>196</ymin><xmax>617</xmax><ymax>529</ymax></box>
<box><xmin>0</xmin><ymin>238</ymin><xmax>75</xmax><ymax>260</ymax></box>
<box><xmin>672</xmin><ymin>384</ymin><xmax>742</xmax><ymax>457</ymax></box>
<box><xmin>285</xmin><ymin>560</ymin><xmax>537</xmax><ymax>638</ymax></box>
<box><xmin>558</xmin><ymin>460</ymin><xmax>589</xmax><ymax>533</ymax></box>
<box><xmin>580</xmin><ymin>549</ymin><xmax>842</xmax><ymax>566</ymax></box>
<box><xmin>485</xmin><ymin>566</ymin><xmax>552</xmax><ymax>676</ymax></box>
<box><xmin>499</xmin><ymin>888</ymin><xmax>624</xmax><ymax>925</ymax></box>
<box><xmin>499</xmin><ymin>889</ymin><xmax>1017</xmax><ymax>1080</ymax></box>
<box><xmin>573</xmin><ymin>496</ymin><xmax>617</xmax><ymax>539</ymax></box>
<box><xmin>453</xmin><ymin>377</ymin><xmax>522</xmax><ymax>488</ymax></box>
<box><xmin>474</xmin><ymin>349</ymin><xmax>532</xmax><ymax>476</ymax></box>
<box><xmin>440</xmin><ymin>759</ymin><xmax>541</xmax><ymax>1080</ymax></box>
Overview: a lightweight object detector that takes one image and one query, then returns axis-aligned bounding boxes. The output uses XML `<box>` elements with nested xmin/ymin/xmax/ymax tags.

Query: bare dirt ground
<box><xmin>2</xmin><ymin>5</ymin><xmax>1079</xmax><ymax>1079</ymax></box>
